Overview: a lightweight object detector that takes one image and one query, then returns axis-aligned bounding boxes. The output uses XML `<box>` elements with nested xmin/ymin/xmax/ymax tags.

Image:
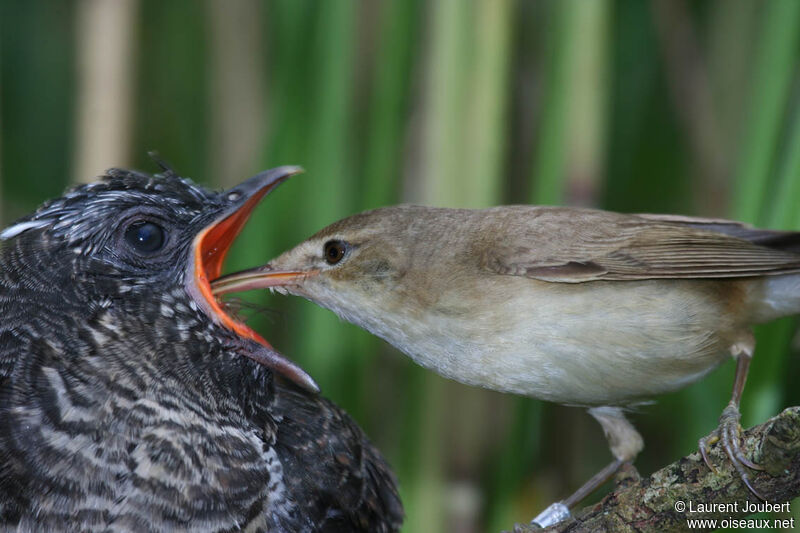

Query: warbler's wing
<box><xmin>482</xmin><ymin>207</ymin><xmax>800</xmax><ymax>283</ymax></box>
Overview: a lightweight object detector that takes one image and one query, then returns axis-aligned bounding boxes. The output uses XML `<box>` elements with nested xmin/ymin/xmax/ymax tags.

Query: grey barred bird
<box><xmin>0</xmin><ymin>165</ymin><xmax>402</xmax><ymax>532</ymax></box>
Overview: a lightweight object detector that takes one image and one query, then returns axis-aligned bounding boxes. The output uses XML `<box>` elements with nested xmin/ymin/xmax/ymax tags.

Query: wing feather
<box><xmin>482</xmin><ymin>207</ymin><xmax>800</xmax><ymax>283</ymax></box>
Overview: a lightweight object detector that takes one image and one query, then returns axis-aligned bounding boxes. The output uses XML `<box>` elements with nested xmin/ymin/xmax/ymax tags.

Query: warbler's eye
<box><xmin>124</xmin><ymin>221</ymin><xmax>166</xmax><ymax>253</ymax></box>
<box><xmin>323</xmin><ymin>240</ymin><xmax>347</xmax><ymax>265</ymax></box>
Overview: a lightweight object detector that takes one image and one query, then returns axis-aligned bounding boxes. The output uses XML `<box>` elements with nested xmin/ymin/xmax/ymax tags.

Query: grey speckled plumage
<box><xmin>0</xmin><ymin>168</ymin><xmax>402</xmax><ymax>532</ymax></box>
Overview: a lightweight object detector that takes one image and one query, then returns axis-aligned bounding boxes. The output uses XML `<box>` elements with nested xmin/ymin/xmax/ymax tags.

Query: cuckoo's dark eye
<box><xmin>323</xmin><ymin>240</ymin><xmax>347</xmax><ymax>265</ymax></box>
<box><xmin>124</xmin><ymin>221</ymin><xmax>166</xmax><ymax>253</ymax></box>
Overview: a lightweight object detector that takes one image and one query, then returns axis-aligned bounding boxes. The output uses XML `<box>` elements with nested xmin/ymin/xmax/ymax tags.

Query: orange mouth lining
<box><xmin>193</xmin><ymin>189</ymin><xmax>273</xmax><ymax>347</ymax></box>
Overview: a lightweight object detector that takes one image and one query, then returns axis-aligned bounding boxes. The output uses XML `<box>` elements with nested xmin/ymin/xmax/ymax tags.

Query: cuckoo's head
<box><xmin>0</xmin><ymin>165</ymin><xmax>317</xmax><ymax>391</ymax></box>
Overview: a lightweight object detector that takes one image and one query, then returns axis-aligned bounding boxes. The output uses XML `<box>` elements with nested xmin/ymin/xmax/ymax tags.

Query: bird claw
<box><xmin>698</xmin><ymin>433</ymin><xmax>719</xmax><ymax>473</ymax></box>
<box><xmin>700</xmin><ymin>403</ymin><xmax>765</xmax><ymax>500</ymax></box>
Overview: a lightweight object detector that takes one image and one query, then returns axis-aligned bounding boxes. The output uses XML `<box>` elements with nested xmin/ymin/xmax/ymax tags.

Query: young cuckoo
<box><xmin>0</xmin><ymin>167</ymin><xmax>402</xmax><ymax>532</ymax></box>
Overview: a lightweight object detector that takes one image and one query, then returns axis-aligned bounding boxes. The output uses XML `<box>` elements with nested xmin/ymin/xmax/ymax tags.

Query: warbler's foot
<box><xmin>699</xmin><ymin>403</ymin><xmax>764</xmax><ymax>499</ymax></box>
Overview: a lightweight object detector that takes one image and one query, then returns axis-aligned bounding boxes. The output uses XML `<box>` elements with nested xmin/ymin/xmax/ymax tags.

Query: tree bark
<box><xmin>512</xmin><ymin>407</ymin><xmax>800</xmax><ymax>532</ymax></box>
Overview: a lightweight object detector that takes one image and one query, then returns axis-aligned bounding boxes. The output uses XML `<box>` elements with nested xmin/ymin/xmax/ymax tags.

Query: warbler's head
<box><xmin>211</xmin><ymin>205</ymin><xmax>478</xmax><ymax>329</ymax></box>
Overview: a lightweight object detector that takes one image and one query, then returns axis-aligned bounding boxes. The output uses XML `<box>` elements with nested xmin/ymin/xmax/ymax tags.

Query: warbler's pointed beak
<box><xmin>210</xmin><ymin>266</ymin><xmax>313</xmax><ymax>296</ymax></box>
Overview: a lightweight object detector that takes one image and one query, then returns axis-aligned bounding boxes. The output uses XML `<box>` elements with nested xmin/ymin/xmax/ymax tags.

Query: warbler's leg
<box><xmin>699</xmin><ymin>333</ymin><xmax>765</xmax><ymax>499</ymax></box>
<box><xmin>529</xmin><ymin>407</ymin><xmax>642</xmax><ymax>528</ymax></box>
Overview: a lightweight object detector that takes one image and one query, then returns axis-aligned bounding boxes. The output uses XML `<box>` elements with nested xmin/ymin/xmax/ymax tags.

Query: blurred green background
<box><xmin>2</xmin><ymin>1</ymin><xmax>800</xmax><ymax>531</ymax></box>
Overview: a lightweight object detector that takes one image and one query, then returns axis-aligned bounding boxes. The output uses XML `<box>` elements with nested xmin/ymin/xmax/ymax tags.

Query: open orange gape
<box><xmin>195</xmin><ymin>186</ymin><xmax>274</xmax><ymax>345</ymax></box>
<box><xmin>188</xmin><ymin>166</ymin><xmax>318</xmax><ymax>392</ymax></box>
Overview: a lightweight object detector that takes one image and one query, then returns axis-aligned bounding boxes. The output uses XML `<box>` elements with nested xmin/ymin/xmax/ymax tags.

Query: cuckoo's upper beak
<box><xmin>188</xmin><ymin>166</ymin><xmax>319</xmax><ymax>393</ymax></box>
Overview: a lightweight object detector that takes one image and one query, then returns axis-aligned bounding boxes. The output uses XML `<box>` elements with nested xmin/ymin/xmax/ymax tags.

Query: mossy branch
<box><xmin>512</xmin><ymin>407</ymin><xmax>800</xmax><ymax>533</ymax></box>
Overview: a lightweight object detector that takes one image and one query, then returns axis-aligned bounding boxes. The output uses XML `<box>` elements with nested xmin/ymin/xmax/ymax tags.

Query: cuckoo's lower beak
<box><xmin>210</xmin><ymin>266</ymin><xmax>313</xmax><ymax>296</ymax></box>
<box><xmin>188</xmin><ymin>166</ymin><xmax>319</xmax><ymax>394</ymax></box>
